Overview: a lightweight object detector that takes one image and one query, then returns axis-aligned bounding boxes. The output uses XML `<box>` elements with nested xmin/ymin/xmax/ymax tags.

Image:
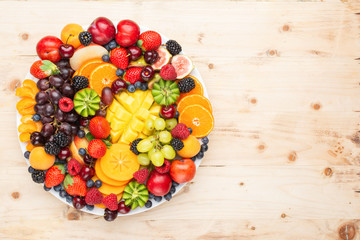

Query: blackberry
<box><xmin>53</xmin><ymin>131</ymin><xmax>70</xmax><ymax>148</ymax></box>
<box><xmin>79</xmin><ymin>31</ymin><xmax>92</xmax><ymax>46</ymax></box>
<box><xmin>166</xmin><ymin>40</ymin><xmax>182</xmax><ymax>56</ymax></box>
<box><xmin>45</xmin><ymin>142</ymin><xmax>61</xmax><ymax>155</ymax></box>
<box><xmin>130</xmin><ymin>138</ymin><xmax>142</xmax><ymax>155</ymax></box>
<box><xmin>170</xmin><ymin>138</ymin><xmax>184</xmax><ymax>151</ymax></box>
<box><xmin>178</xmin><ymin>77</ymin><xmax>195</xmax><ymax>93</ymax></box>
<box><xmin>31</xmin><ymin>170</ymin><xmax>45</xmax><ymax>183</ymax></box>
<box><xmin>72</xmin><ymin>76</ymin><xmax>89</xmax><ymax>91</ymax></box>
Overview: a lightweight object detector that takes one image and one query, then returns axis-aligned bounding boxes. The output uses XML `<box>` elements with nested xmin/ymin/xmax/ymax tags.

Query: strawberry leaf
<box><xmin>86</xmin><ymin>132</ymin><xmax>95</xmax><ymax>142</ymax></box>
<box><xmin>56</xmin><ymin>164</ymin><xmax>66</xmax><ymax>175</ymax></box>
<box><xmin>101</xmin><ymin>139</ymin><xmax>112</xmax><ymax>149</ymax></box>
<box><xmin>63</xmin><ymin>174</ymin><xmax>74</xmax><ymax>189</ymax></box>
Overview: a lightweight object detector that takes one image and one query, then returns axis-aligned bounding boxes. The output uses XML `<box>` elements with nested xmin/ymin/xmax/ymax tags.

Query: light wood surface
<box><xmin>1</xmin><ymin>0</ymin><xmax>360</xmax><ymax>239</ymax></box>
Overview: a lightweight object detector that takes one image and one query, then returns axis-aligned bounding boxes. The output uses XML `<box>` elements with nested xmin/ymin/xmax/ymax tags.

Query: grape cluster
<box><xmin>135</xmin><ymin>117</ymin><xmax>178</xmax><ymax>167</ymax></box>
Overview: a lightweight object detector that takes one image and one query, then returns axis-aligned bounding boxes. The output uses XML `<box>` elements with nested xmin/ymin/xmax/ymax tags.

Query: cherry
<box><xmin>117</xmin><ymin>201</ymin><xmax>131</xmax><ymax>214</ymax></box>
<box><xmin>104</xmin><ymin>208</ymin><xmax>118</xmax><ymax>221</ymax></box>
<box><xmin>73</xmin><ymin>196</ymin><xmax>86</xmax><ymax>209</ymax></box>
<box><xmin>111</xmin><ymin>79</ymin><xmax>126</xmax><ymax>94</ymax></box>
<box><xmin>141</xmin><ymin>66</ymin><xmax>155</xmax><ymax>81</ymax></box>
<box><xmin>144</xmin><ymin>50</ymin><xmax>158</xmax><ymax>64</ymax></box>
<box><xmin>160</xmin><ymin>105</ymin><xmax>176</xmax><ymax>119</ymax></box>
<box><xmin>79</xmin><ymin>166</ymin><xmax>95</xmax><ymax>181</ymax></box>
<box><xmin>83</xmin><ymin>154</ymin><xmax>95</xmax><ymax>165</ymax></box>
<box><xmin>127</xmin><ymin>46</ymin><xmax>142</xmax><ymax>61</ymax></box>
<box><xmin>59</xmin><ymin>35</ymin><xmax>75</xmax><ymax>59</ymax></box>
<box><xmin>58</xmin><ymin>147</ymin><xmax>71</xmax><ymax>160</ymax></box>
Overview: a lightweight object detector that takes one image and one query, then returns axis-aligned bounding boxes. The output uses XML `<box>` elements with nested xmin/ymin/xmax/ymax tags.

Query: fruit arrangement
<box><xmin>16</xmin><ymin>17</ymin><xmax>214</xmax><ymax>220</ymax></box>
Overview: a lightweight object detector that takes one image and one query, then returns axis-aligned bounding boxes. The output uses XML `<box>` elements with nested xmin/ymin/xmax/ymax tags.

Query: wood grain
<box><xmin>1</xmin><ymin>0</ymin><xmax>360</xmax><ymax>239</ymax></box>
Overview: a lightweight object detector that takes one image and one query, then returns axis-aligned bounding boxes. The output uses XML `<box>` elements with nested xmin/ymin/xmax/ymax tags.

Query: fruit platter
<box><xmin>15</xmin><ymin>17</ymin><xmax>214</xmax><ymax>220</ymax></box>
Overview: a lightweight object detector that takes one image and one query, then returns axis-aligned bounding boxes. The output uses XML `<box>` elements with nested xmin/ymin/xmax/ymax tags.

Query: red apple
<box><xmin>36</xmin><ymin>36</ymin><xmax>63</xmax><ymax>63</ymax></box>
<box><xmin>88</xmin><ymin>17</ymin><xmax>116</xmax><ymax>45</ymax></box>
<box><xmin>115</xmin><ymin>19</ymin><xmax>140</xmax><ymax>47</ymax></box>
<box><xmin>146</xmin><ymin>171</ymin><xmax>172</xmax><ymax>196</ymax></box>
<box><xmin>170</xmin><ymin>159</ymin><xmax>196</xmax><ymax>183</ymax></box>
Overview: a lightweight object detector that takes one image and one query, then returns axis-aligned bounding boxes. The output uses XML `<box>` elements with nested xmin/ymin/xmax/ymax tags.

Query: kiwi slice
<box><xmin>73</xmin><ymin>88</ymin><xmax>101</xmax><ymax>117</ymax></box>
<box><xmin>151</xmin><ymin>79</ymin><xmax>180</xmax><ymax>106</ymax></box>
<box><xmin>122</xmin><ymin>181</ymin><xmax>149</xmax><ymax>210</ymax></box>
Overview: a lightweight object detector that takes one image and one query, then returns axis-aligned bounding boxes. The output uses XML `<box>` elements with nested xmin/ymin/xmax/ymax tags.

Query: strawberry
<box><xmin>124</xmin><ymin>67</ymin><xmax>142</xmax><ymax>85</ymax></box>
<box><xmin>133</xmin><ymin>168</ymin><xmax>149</xmax><ymax>184</ymax></box>
<box><xmin>102</xmin><ymin>193</ymin><xmax>118</xmax><ymax>211</ymax></box>
<box><xmin>110</xmin><ymin>47</ymin><xmax>129</xmax><ymax>69</ymax></box>
<box><xmin>138</xmin><ymin>31</ymin><xmax>162</xmax><ymax>51</ymax></box>
<box><xmin>67</xmin><ymin>158</ymin><xmax>81</xmax><ymax>176</ymax></box>
<box><xmin>89</xmin><ymin>116</ymin><xmax>110</xmax><ymax>139</ymax></box>
<box><xmin>85</xmin><ymin>188</ymin><xmax>103</xmax><ymax>205</ymax></box>
<box><xmin>155</xmin><ymin>160</ymin><xmax>171</xmax><ymax>174</ymax></box>
<box><xmin>160</xmin><ymin>64</ymin><xmax>177</xmax><ymax>81</ymax></box>
<box><xmin>63</xmin><ymin>174</ymin><xmax>87</xmax><ymax>197</ymax></box>
<box><xmin>171</xmin><ymin>123</ymin><xmax>190</xmax><ymax>140</ymax></box>
<box><xmin>88</xmin><ymin>139</ymin><xmax>107</xmax><ymax>158</ymax></box>
<box><xmin>30</xmin><ymin>60</ymin><xmax>59</xmax><ymax>79</ymax></box>
<box><xmin>45</xmin><ymin>164</ymin><xmax>65</xmax><ymax>188</ymax></box>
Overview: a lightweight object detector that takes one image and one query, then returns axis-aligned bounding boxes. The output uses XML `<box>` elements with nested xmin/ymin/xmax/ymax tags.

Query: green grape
<box><xmin>165</xmin><ymin>118</ymin><xmax>177</xmax><ymax>131</ymax></box>
<box><xmin>137</xmin><ymin>139</ymin><xmax>153</xmax><ymax>153</ymax></box>
<box><xmin>145</xmin><ymin>119</ymin><xmax>154</xmax><ymax>131</ymax></box>
<box><xmin>148</xmin><ymin>148</ymin><xmax>157</xmax><ymax>159</ymax></box>
<box><xmin>150</xmin><ymin>150</ymin><xmax>165</xmax><ymax>167</ymax></box>
<box><xmin>161</xmin><ymin>145</ymin><xmax>176</xmax><ymax>160</ymax></box>
<box><xmin>147</xmin><ymin>135</ymin><xmax>157</xmax><ymax>145</ymax></box>
<box><xmin>154</xmin><ymin>118</ymin><xmax>166</xmax><ymax>131</ymax></box>
<box><xmin>137</xmin><ymin>153</ymin><xmax>151</xmax><ymax>166</ymax></box>
<box><xmin>159</xmin><ymin>130</ymin><xmax>172</xmax><ymax>144</ymax></box>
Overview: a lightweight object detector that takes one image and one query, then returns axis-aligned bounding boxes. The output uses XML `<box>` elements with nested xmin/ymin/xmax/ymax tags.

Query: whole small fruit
<box><xmin>141</xmin><ymin>66</ymin><xmax>155</xmax><ymax>81</ymax></box>
<box><xmin>127</xmin><ymin>46</ymin><xmax>142</xmax><ymax>61</ymax></box>
<box><xmin>88</xmin><ymin>17</ymin><xmax>116</xmax><ymax>45</ymax></box>
<box><xmin>146</xmin><ymin>170</ymin><xmax>172</xmax><ymax>196</ymax></box>
<box><xmin>160</xmin><ymin>105</ymin><xmax>176</xmax><ymax>119</ymax></box>
<box><xmin>79</xmin><ymin>166</ymin><xmax>95</xmax><ymax>181</ymax></box>
<box><xmin>36</xmin><ymin>36</ymin><xmax>63</xmax><ymax>63</ymax></box>
<box><xmin>89</xmin><ymin>116</ymin><xmax>110</xmax><ymax>139</ymax></box>
<box><xmin>115</xmin><ymin>19</ymin><xmax>140</xmax><ymax>47</ymax></box>
<box><xmin>170</xmin><ymin>159</ymin><xmax>196</xmax><ymax>183</ymax></box>
<box><xmin>111</xmin><ymin>79</ymin><xmax>126</xmax><ymax>94</ymax></box>
<box><xmin>59</xmin><ymin>43</ymin><xmax>75</xmax><ymax>59</ymax></box>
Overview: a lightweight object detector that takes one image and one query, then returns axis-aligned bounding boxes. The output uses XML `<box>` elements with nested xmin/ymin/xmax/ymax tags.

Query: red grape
<box><xmin>35</xmin><ymin>91</ymin><xmax>49</xmax><ymax>105</ymax></box>
<box><xmin>49</xmin><ymin>75</ymin><xmax>64</xmax><ymax>88</ymax></box>
<box><xmin>61</xmin><ymin>83</ymin><xmax>75</xmax><ymax>98</ymax></box>
<box><xmin>41</xmin><ymin>123</ymin><xmax>54</xmax><ymax>138</ymax></box>
<box><xmin>49</xmin><ymin>89</ymin><xmax>62</xmax><ymax>105</ymax></box>
<box><xmin>59</xmin><ymin>122</ymin><xmax>72</xmax><ymax>135</ymax></box>
<box><xmin>101</xmin><ymin>87</ymin><xmax>113</xmax><ymax>105</ymax></box>
<box><xmin>43</xmin><ymin>103</ymin><xmax>55</xmax><ymax>117</ymax></box>
<box><xmin>37</xmin><ymin>79</ymin><xmax>50</xmax><ymax>91</ymax></box>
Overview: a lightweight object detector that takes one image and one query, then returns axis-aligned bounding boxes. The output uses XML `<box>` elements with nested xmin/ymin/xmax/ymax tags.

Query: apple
<box><xmin>88</xmin><ymin>17</ymin><xmax>116</xmax><ymax>45</ymax></box>
<box><xmin>115</xmin><ymin>19</ymin><xmax>140</xmax><ymax>47</ymax></box>
<box><xmin>170</xmin><ymin>159</ymin><xmax>196</xmax><ymax>183</ymax></box>
<box><xmin>36</xmin><ymin>36</ymin><xmax>63</xmax><ymax>63</ymax></box>
<box><xmin>146</xmin><ymin>170</ymin><xmax>172</xmax><ymax>196</ymax></box>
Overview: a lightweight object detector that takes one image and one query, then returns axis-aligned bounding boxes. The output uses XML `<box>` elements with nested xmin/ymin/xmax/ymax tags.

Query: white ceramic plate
<box><xmin>16</xmin><ymin>23</ymin><xmax>209</xmax><ymax>216</ymax></box>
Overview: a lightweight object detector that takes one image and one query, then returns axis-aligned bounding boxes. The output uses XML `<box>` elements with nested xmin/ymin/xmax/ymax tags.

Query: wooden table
<box><xmin>1</xmin><ymin>0</ymin><xmax>360</xmax><ymax>239</ymax></box>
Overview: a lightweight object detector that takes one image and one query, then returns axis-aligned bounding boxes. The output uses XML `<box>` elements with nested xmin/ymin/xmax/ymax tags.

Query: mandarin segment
<box><xmin>29</xmin><ymin>147</ymin><xmax>55</xmax><ymax>170</ymax></box>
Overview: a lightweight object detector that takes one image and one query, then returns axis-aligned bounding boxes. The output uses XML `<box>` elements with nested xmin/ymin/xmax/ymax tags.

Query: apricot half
<box><xmin>29</xmin><ymin>147</ymin><xmax>55</xmax><ymax>170</ymax></box>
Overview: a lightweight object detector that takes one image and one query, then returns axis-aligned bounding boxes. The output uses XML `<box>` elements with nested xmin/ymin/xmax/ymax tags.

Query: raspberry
<box><xmin>159</xmin><ymin>64</ymin><xmax>177</xmax><ymax>81</ymax></box>
<box><xmin>67</xmin><ymin>158</ymin><xmax>81</xmax><ymax>176</ymax></box>
<box><xmin>171</xmin><ymin>123</ymin><xmax>190</xmax><ymax>140</ymax></box>
<box><xmin>85</xmin><ymin>188</ymin><xmax>103</xmax><ymax>205</ymax></box>
<box><xmin>102</xmin><ymin>193</ymin><xmax>118</xmax><ymax>211</ymax></box>
<box><xmin>133</xmin><ymin>168</ymin><xmax>149</xmax><ymax>184</ymax></box>
<box><xmin>59</xmin><ymin>97</ymin><xmax>74</xmax><ymax>112</ymax></box>
<box><xmin>155</xmin><ymin>160</ymin><xmax>171</xmax><ymax>174</ymax></box>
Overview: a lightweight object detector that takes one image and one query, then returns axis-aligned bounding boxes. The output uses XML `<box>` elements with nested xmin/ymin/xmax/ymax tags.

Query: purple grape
<box><xmin>41</xmin><ymin>123</ymin><xmax>54</xmax><ymax>138</ymax></box>
<box><xmin>55</xmin><ymin>108</ymin><xmax>66</xmax><ymax>122</ymax></box>
<box><xmin>35</xmin><ymin>91</ymin><xmax>49</xmax><ymax>105</ymax></box>
<box><xmin>46</xmin><ymin>135</ymin><xmax>54</xmax><ymax>143</ymax></box>
<box><xmin>61</xmin><ymin>83</ymin><xmax>75</xmax><ymax>98</ymax></box>
<box><xmin>70</xmin><ymin>124</ymin><xmax>78</xmax><ymax>136</ymax></box>
<box><xmin>37</xmin><ymin>79</ymin><xmax>50</xmax><ymax>91</ymax></box>
<box><xmin>59</xmin><ymin>68</ymin><xmax>71</xmax><ymax>80</ymax></box>
<box><xmin>41</xmin><ymin>116</ymin><xmax>53</xmax><ymax>124</ymax></box>
<box><xmin>49</xmin><ymin>89</ymin><xmax>62</xmax><ymax>105</ymax></box>
<box><xmin>43</xmin><ymin>103</ymin><xmax>54</xmax><ymax>117</ymax></box>
<box><xmin>66</xmin><ymin>111</ymin><xmax>79</xmax><ymax>123</ymax></box>
<box><xmin>59</xmin><ymin>122</ymin><xmax>72</xmax><ymax>135</ymax></box>
<box><xmin>34</xmin><ymin>104</ymin><xmax>45</xmax><ymax>115</ymax></box>
<box><xmin>95</xmin><ymin>108</ymin><xmax>107</xmax><ymax>117</ymax></box>
<box><xmin>68</xmin><ymin>69</ymin><xmax>75</xmax><ymax>78</ymax></box>
<box><xmin>56</xmin><ymin>59</ymin><xmax>70</xmax><ymax>69</ymax></box>
<box><xmin>101</xmin><ymin>87</ymin><xmax>113</xmax><ymax>105</ymax></box>
<box><xmin>49</xmin><ymin>75</ymin><xmax>64</xmax><ymax>88</ymax></box>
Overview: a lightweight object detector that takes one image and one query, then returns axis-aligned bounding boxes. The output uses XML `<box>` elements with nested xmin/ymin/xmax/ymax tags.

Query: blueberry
<box><xmin>24</xmin><ymin>151</ymin><xmax>30</xmax><ymax>159</ymax></box>
<box><xmin>32</xmin><ymin>114</ymin><xmax>41</xmax><ymax>122</ymax></box>
<box><xmin>164</xmin><ymin>193</ymin><xmax>172</xmax><ymax>201</ymax></box>
<box><xmin>202</xmin><ymin>136</ymin><xmax>209</xmax><ymax>144</ymax></box>
<box><xmin>43</xmin><ymin>185</ymin><xmax>51</xmax><ymax>191</ymax></box>
<box><xmin>28</xmin><ymin>166</ymin><xmax>34</xmax><ymax>173</ymax></box>
<box><xmin>86</xmin><ymin>204</ymin><xmax>95</xmax><ymax>211</ymax></box>
<box><xmin>103</xmin><ymin>43</ymin><xmax>111</xmax><ymax>51</ymax></box>
<box><xmin>140</xmin><ymin>82</ymin><xmax>148</xmax><ymax>91</ymax></box>
<box><xmin>145</xmin><ymin>200</ymin><xmax>152</xmax><ymax>208</ymax></box>
<box><xmin>188</xmin><ymin>128</ymin><xmax>193</xmax><ymax>134</ymax></box>
<box><xmin>59</xmin><ymin>189</ymin><xmax>67</xmax><ymax>198</ymax></box>
<box><xmin>86</xmin><ymin>179</ymin><xmax>94</xmax><ymax>188</ymax></box>
<box><xmin>54</xmin><ymin>184</ymin><xmax>62</xmax><ymax>192</ymax></box>
<box><xmin>154</xmin><ymin>196</ymin><xmax>162</xmax><ymax>202</ymax></box>
<box><xmin>108</xmin><ymin>40</ymin><xmax>117</xmax><ymax>50</ymax></box>
<box><xmin>172</xmin><ymin>181</ymin><xmax>179</xmax><ymax>187</ymax></box>
<box><xmin>148</xmin><ymin>193</ymin><xmax>155</xmax><ymax>199</ymax></box>
<box><xmin>134</xmin><ymin>81</ymin><xmax>142</xmax><ymax>89</ymax></box>
<box><xmin>127</xmin><ymin>84</ymin><xmax>135</xmax><ymax>93</ymax></box>
<box><xmin>196</xmin><ymin>151</ymin><xmax>204</xmax><ymax>159</ymax></box>
<box><xmin>191</xmin><ymin>156</ymin><xmax>196</xmax><ymax>162</ymax></box>
<box><xmin>66</xmin><ymin>195</ymin><xmax>73</xmax><ymax>203</ymax></box>
<box><xmin>77</xmin><ymin>130</ymin><xmax>85</xmax><ymax>138</ymax></box>
<box><xmin>79</xmin><ymin>148</ymin><xmax>86</xmax><ymax>156</ymax></box>
<box><xmin>201</xmin><ymin>144</ymin><xmax>208</xmax><ymax>152</ymax></box>
<box><xmin>170</xmin><ymin>186</ymin><xmax>176</xmax><ymax>194</ymax></box>
<box><xmin>55</xmin><ymin>157</ymin><xmax>66</xmax><ymax>164</ymax></box>
<box><xmin>95</xmin><ymin>180</ymin><xmax>102</xmax><ymax>188</ymax></box>
<box><xmin>102</xmin><ymin>54</ymin><xmax>110</xmax><ymax>62</ymax></box>
<box><xmin>116</xmin><ymin>68</ymin><xmax>124</xmax><ymax>77</ymax></box>
<box><xmin>64</xmin><ymin>163</ymin><xmax>68</xmax><ymax>173</ymax></box>
<box><xmin>175</xmin><ymin>111</ymin><xmax>179</xmax><ymax>119</ymax></box>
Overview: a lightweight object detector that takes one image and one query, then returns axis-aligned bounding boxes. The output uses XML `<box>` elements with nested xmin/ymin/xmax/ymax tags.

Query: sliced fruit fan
<box><xmin>15</xmin><ymin>17</ymin><xmax>214</xmax><ymax>221</ymax></box>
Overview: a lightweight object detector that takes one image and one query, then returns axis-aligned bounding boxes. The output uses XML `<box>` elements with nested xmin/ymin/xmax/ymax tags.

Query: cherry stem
<box><xmin>65</xmin><ymin>34</ymin><xmax>73</xmax><ymax>45</ymax></box>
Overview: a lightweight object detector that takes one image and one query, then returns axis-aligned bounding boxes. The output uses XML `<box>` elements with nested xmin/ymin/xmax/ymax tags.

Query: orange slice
<box><xmin>177</xmin><ymin>94</ymin><xmax>212</xmax><ymax>114</ymax></box>
<box><xmin>89</xmin><ymin>63</ymin><xmax>118</xmax><ymax>96</ymax></box>
<box><xmin>77</xmin><ymin>58</ymin><xmax>103</xmax><ymax>79</ymax></box>
<box><xmin>100</xmin><ymin>143</ymin><xmax>139</xmax><ymax>181</ymax></box>
<box><xmin>95</xmin><ymin>158</ymin><xmax>129</xmax><ymax>187</ymax></box>
<box><xmin>178</xmin><ymin>104</ymin><xmax>214</xmax><ymax>138</ymax></box>
<box><xmin>92</xmin><ymin>176</ymin><xmax>127</xmax><ymax>195</ymax></box>
<box><xmin>176</xmin><ymin>75</ymin><xmax>204</xmax><ymax>103</ymax></box>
